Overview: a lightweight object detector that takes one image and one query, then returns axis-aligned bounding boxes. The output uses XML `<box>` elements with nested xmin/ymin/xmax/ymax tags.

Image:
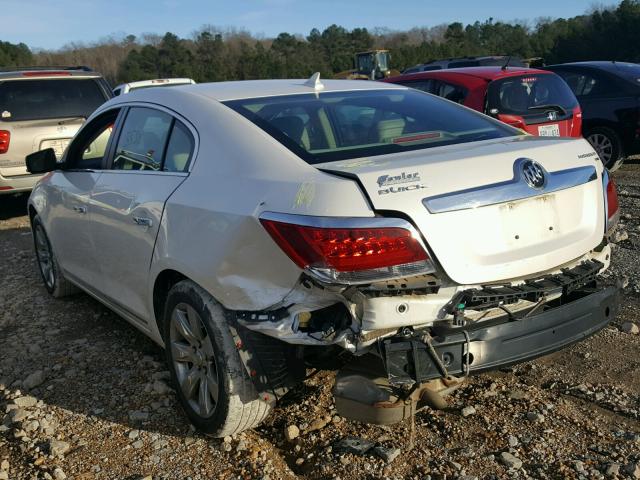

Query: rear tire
<box><xmin>163</xmin><ymin>280</ymin><xmax>272</xmax><ymax>437</ymax></box>
<box><xmin>32</xmin><ymin>214</ymin><xmax>78</xmax><ymax>298</ymax></box>
<box><xmin>586</xmin><ymin>127</ymin><xmax>624</xmax><ymax>171</ymax></box>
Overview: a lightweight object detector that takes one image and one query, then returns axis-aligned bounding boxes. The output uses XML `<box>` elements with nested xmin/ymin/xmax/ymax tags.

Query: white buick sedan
<box><xmin>26</xmin><ymin>74</ymin><xmax>619</xmax><ymax>436</ymax></box>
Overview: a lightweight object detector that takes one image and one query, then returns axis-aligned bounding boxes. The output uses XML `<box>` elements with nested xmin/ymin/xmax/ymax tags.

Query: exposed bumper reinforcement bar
<box><xmin>383</xmin><ymin>285</ymin><xmax>618</xmax><ymax>385</ymax></box>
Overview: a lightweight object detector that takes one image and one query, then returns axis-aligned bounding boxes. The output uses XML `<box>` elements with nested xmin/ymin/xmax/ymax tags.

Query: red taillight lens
<box><xmin>603</xmin><ymin>170</ymin><xmax>620</xmax><ymax>232</ymax></box>
<box><xmin>0</xmin><ymin>130</ymin><xmax>9</xmax><ymax>154</ymax></box>
<box><xmin>260</xmin><ymin>218</ymin><xmax>429</xmax><ymax>278</ymax></box>
<box><xmin>22</xmin><ymin>71</ymin><xmax>72</xmax><ymax>77</ymax></box>
<box><xmin>606</xmin><ymin>175</ymin><xmax>619</xmax><ymax>221</ymax></box>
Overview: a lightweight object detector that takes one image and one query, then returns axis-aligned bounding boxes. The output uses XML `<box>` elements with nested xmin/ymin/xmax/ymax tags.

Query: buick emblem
<box><xmin>521</xmin><ymin>159</ymin><xmax>546</xmax><ymax>189</ymax></box>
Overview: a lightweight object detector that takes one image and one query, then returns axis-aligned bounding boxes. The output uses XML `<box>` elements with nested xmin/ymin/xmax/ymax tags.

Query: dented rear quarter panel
<box><xmin>149</xmin><ymin>95</ymin><xmax>373</xmax><ymax>320</ymax></box>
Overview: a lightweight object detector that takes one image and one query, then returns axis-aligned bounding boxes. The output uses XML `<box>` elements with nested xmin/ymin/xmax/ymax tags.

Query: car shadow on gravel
<box><xmin>0</xmin><ymin>222</ymin><xmax>200</xmax><ymax>441</ymax></box>
<box><xmin>0</xmin><ymin>193</ymin><xmax>28</xmax><ymax>220</ymax></box>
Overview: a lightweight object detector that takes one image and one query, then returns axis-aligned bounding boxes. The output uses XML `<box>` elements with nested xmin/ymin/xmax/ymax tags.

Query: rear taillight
<box><xmin>260</xmin><ymin>214</ymin><xmax>434</xmax><ymax>284</ymax></box>
<box><xmin>603</xmin><ymin>169</ymin><xmax>620</xmax><ymax>233</ymax></box>
<box><xmin>22</xmin><ymin>71</ymin><xmax>72</xmax><ymax>77</ymax></box>
<box><xmin>0</xmin><ymin>130</ymin><xmax>9</xmax><ymax>154</ymax></box>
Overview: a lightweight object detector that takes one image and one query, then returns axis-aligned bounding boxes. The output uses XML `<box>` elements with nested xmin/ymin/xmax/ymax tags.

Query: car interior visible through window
<box><xmin>224</xmin><ymin>89</ymin><xmax>515</xmax><ymax>164</ymax></box>
<box><xmin>65</xmin><ymin>109</ymin><xmax>119</xmax><ymax>170</ymax></box>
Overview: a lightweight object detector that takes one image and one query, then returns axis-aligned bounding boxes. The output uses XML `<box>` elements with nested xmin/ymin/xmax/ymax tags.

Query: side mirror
<box><xmin>26</xmin><ymin>148</ymin><xmax>59</xmax><ymax>174</ymax></box>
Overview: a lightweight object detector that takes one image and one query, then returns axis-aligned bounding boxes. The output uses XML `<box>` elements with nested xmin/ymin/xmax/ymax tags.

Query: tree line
<box><xmin>2</xmin><ymin>0</ymin><xmax>640</xmax><ymax>86</ymax></box>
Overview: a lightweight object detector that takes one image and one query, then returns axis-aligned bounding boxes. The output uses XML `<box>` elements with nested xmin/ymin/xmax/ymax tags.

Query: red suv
<box><xmin>384</xmin><ymin>67</ymin><xmax>582</xmax><ymax>138</ymax></box>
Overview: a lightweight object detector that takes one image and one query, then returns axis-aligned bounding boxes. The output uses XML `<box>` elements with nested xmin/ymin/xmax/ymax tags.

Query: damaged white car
<box><xmin>26</xmin><ymin>74</ymin><xmax>620</xmax><ymax>436</ymax></box>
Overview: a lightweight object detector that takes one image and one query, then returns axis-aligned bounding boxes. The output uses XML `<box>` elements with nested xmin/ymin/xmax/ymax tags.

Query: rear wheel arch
<box><xmin>28</xmin><ymin>204</ymin><xmax>38</xmax><ymax>224</ymax></box>
<box><xmin>152</xmin><ymin>268</ymin><xmax>188</xmax><ymax>339</ymax></box>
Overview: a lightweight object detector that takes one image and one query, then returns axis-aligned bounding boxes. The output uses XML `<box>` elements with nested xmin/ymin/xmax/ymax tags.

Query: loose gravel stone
<box><xmin>23</xmin><ymin>371</ymin><xmax>44</xmax><ymax>390</ymax></box>
<box><xmin>621</xmin><ymin>321</ymin><xmax>639</xmax><ymax>334</ymax></box>
<box><xmin>49</xmin><ymin>439</ymin><xmax>70</xmax><ymax>457</ymax></box>
<box><xmin>284</xmin><ymin>425</ymin><xmax>299</xmax><ymax>442</ymax></box>
<box><xmin>13</xmin><ymin>396</ymin><xmax>37</xmax><ymax>408</ymax></box>
<box><xmin>500</xmin><ymin>451</ymin><xmax>523</xmax><ymax>469</ymax></box>
<box><xmin>372</xmin><ymin>446</ymin><xmax>401</xmax><ymax>463</ymax></box>
<box><xmin>461</xmin><ymin>406</ymin><xmax>476</xmax><ymax>417</ymax></box>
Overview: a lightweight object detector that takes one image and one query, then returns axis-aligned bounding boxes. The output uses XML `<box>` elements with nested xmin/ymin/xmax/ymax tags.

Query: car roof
<box><xmin>0</xmin><ymin>69</ymin><xmax>102</xmax><ymax>81</ymax></box>
<box><xmin>546</xmin><ymin>61</ymin><xmax>639</xmax><ymax>72</ymax></box>
<box><xmin>388</xmin><ymin>66</ymin><xmax>551</xmax><ymax>83</ymax></box>
<box><xmin>110</xmin><ymin>77</ymin><xmax>406</xmax><ymax>103</ymax></box>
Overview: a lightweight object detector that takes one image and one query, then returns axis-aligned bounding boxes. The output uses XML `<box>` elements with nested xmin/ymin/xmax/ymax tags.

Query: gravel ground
<box><xmin>1</xmin><ymin>163</ymin><xmax>639</xmax><ymax>480</ymax></box>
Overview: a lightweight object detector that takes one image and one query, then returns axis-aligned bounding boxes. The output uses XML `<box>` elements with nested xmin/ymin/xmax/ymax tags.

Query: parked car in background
<box><xmin>0</xmin><ymin>66</ymin><xmax>112</xmax><ymax>194</ymax></box>
<box><xmin>113</xmin><ymin>78</ymin><xmax>196</xmax><ymax>96</ymax></box>
<box><xmin>402</xmin><ymin>55</ymin><xmax>526</xmax><ymax>74</ymax></box>
<box><xmin>544</xmin><ymin>61</ymin><xmax>640</xmax><ymax>170</ymax></box>
<box><xmin>26</xmin><ymin>75</ymin><xmax>617</xmax><ymax>436</ymax></box>
<box><xmin>384</xmin><ymin>67</ymin><xmax>582</xmax><ymax>138</ymax></box>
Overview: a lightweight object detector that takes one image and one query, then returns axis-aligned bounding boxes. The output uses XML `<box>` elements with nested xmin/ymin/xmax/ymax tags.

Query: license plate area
<box><xmin>538</xmin><ymin>124</ymin><xmax>560</xmax><ymax>137</ymax></box>
<box><xmin>498</xmin><ymin>194</ymin><xmax>560</xmax><ymax>246</ymax></box>
<box><xmin>39</xmin><ymin>138</ymin><xmax>71</xmax><ymax>159</ymax></box>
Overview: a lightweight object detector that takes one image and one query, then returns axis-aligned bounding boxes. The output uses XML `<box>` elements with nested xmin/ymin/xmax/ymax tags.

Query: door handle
<box><xmin>133</xmin><ymin>216</ymin><xmax>153</xmax><ymax>227</ymax></box>
<box><xmin>73</xmin><ymin>206</ymin><xmax>87</xmax><ymax>214</ymax></box>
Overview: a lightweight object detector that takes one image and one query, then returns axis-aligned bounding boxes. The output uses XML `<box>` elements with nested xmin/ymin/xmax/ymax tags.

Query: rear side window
<box><xmin>396</xmin><ymin>80</ymin><xmax>433</xmax><ymax>93</ymax></box>
<box><xmin>224</xmin><ymin>89</ymin><xmax>515</xmax><ymax>164</ymax></box>
<box><xmin>0</xmin><ymin>79</ymin><xmax>106</xmax><ymax>122</ymax></box>
<box><xmin>432</xmin><ymin>81</ymin><xmax>467</xmax><ymax>104</ymax></box>
<box><xmin>113</xmin><ymin>107</ymin><xmax>172</xmax><ymax>171</ymax></box>
<box><xmin>163</xmin><ymin>121</ymin><xmax>194</xmax><ymax>172</ymax></box>
<box><xmin>488</xmin><ymin>74</ymin><xmax>579</xmax><ymax>117</ymax></box>
<box><xmin>553</xmin><ymin>70</ymin><xmax>619</xmax><ymax>98</ymax></box>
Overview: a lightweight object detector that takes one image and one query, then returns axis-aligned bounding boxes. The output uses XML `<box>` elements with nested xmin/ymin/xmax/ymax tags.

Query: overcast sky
<box><xmin>4</xmin><ymin>0</ymin><xmax>620</xmax><ymax>50</ymax></box>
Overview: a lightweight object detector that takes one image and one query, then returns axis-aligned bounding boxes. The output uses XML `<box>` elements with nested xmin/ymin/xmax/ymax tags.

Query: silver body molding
<box><xmin>423</xmin><ymin>160</ymin><xmax>598</xmax><ymax>214</ymax></box>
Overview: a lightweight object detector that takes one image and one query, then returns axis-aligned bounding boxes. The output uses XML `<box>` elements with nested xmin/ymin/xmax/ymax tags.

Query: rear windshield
<box><xmin>488</xmin><ymin>74</ymin><xmax>578</xmax><ymax>117</ymax></box>
<box><xmin>0</xmin><ymin>78</ymin><xmax>107</xmax><ymax>122</ymax></box>
<box><xmin>224</xmin><ymin>89</ymin><xmax>516</xmax><ymax>164</ymax></box>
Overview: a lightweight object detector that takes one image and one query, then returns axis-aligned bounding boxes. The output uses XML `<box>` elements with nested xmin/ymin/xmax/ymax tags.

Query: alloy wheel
<box><xmin>34</xmin><ymin>224</ymin><xmax>55</xmax><ymax>290</ymax></box>
<box><xmin>587</xmin><ymin>133</ymin><xmax>613</xmax><ymax>166</ymax></box>
<box><xmin>169</xmin><ymin>303</ymin><xmax>219</xmax><ymax>418</ymax></box>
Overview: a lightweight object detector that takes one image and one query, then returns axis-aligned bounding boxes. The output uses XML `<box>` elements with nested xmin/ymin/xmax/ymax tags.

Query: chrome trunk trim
<box><xmin>423</xmin><ymin>160</ymin><xmax>597</xmax><ymax>214</ymax></box>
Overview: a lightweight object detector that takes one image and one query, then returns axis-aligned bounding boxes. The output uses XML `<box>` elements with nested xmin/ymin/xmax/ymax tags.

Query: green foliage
<box><xmin>0</xmin><ymin>40</ymin><xmax>32</xmax><ymax>67</ymax></box>
<box><xmin>2</xmin><ymin>1</ymin><xmax>639</xmax><ymax>83</ymax></box>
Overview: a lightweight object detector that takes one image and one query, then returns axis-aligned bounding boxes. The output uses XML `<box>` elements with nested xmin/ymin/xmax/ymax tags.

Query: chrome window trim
<box><xmin>423</xmin><ymin>161</ymin><xmax>597</xmax><ymax>214</ymax></box>
<box><xmin>258</xmin><ymin>211</ymin><xmax>437</xmax><ymax>285</ymax></box>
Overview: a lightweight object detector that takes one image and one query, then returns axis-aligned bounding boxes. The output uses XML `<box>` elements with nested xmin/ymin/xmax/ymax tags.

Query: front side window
<box><xmin>0</xmin><ymin>79</ymin><xmax>107</xmax><ymax>122</ymax></box>
<box><xmin>225</xmin><ymin>89</ymin><xmax>515</xmax><ymax>164</ymax></box>
<box><xmin>112</xmin><ymin>108</ymin><xmax>172</xmax><ymax>171</ymax></box>
<box><xmin>65</xmin><ymin>109</ymin><xmax>119</xmax><ymax>169</ymax></box>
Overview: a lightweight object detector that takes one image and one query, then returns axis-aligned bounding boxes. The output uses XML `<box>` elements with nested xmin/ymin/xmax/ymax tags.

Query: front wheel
<box><xmin>586</xmin><ymin>127</ymin><xmax>624</xmax><ymax>171</ymax></box>
<box><xmin>163</xmin><ymin>280</ymin><xmax>272</xmax><ymax>437</ymax></box>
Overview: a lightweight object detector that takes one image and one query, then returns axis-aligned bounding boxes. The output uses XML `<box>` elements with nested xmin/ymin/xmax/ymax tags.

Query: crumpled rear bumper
<box><xmin>383</xmin><ymin>285</ymin><xmax>619</xmax><ymax>384</ymax></box>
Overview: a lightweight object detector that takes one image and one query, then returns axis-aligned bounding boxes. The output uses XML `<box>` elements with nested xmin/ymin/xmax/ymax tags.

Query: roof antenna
<box><xmin>501</xmin><ymin>56</ymin><xmax>512</xmax><ymax>71</ymax></box>
<box><xmin>304</xmin><ymin>72</ymin><xmax>325</xmax><ymax>91</ymax></box>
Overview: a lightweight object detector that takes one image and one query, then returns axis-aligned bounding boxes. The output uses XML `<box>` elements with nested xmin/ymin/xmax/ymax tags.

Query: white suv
<box><xmin>26</xmin><ymin>75</ymin><xmax>619</xmax><ymax>436</ymax></box>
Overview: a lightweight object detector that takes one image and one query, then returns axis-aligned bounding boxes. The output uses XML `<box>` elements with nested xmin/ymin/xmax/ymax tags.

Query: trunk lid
<box><xmin>318</xmin><ymin>136</ymin><xmax>605</xmax><ymax>285</ymax></box>
<box><xmin>0</xmin><ymin>118</ymin><xmax>83</xmax><ymax>177</ymax></box>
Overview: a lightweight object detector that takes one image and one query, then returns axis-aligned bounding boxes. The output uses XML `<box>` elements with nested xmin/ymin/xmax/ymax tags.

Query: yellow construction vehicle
<box><xmin>334</xmin><ymin>50</ymin><xmax>400</xmax><ymax>80</ymax></box>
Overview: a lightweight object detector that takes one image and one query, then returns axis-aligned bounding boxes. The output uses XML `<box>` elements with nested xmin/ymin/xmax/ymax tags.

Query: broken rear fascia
<box><xmin>235</xmin><ymin>242</ymin><xmax>612</xmax><ymax>353</ymax></box>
